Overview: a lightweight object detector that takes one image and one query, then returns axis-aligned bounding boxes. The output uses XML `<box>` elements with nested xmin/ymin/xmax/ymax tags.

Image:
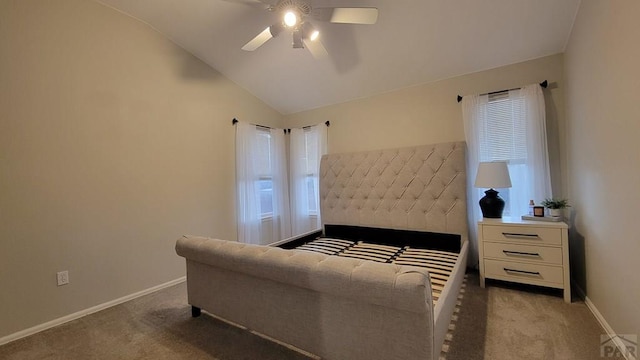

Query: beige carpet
<box><xmin>0</xmin><ymin>272</ymin><xmax>621</xmax><ymax>360</ymax></box>
<box><xmin>442</xmin><ymin>274</ymin><xmax>623</xmax><ymax>360</ymax></box>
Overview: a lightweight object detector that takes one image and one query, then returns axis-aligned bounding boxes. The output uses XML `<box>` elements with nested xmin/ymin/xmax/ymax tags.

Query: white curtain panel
<box><xmin>503</xmin><ymin>84</ymin><xmax>553</xmax><ymax>216</ymax></box>
<box><xmin>235</xmin><ymin>123</ymin><xmax>292</xmax><ymax>245</ymax></box>
<box><xmin>462</xmin><ymin>83</ymin><xmax>552</xmax><ymax>267</ymax></box>
<box><xmin>289</xmin><ymin>124</ymin><xmax>327</xmax><ymax>235</ymax></box>
<box><xmin>314</xmin><ymin>125</ymin><xmax>328</xmax><ymax>229</ymax></box>
<box><xmin>519</xmin><ymin>84</ymin><xmax>553</xmax><ymax>205</ymax></box>
<box><xmin>235</xmin><ymin>122</ymin><xmax>262</xmax><ymax>244</ymax></box>
<box><xmin>270</xmin><ymin>128</ymin><xmax>292</xmax><ymax>241</ymax></box>
<box><xmin>462</xmin><ymin>94</ymin><xmax>486</xmax><ymax>267</ymax></box>
<box><xmin>289</xmin><ymin>128</ymin><xmax>309</xmax><ymax>235</ymax></box>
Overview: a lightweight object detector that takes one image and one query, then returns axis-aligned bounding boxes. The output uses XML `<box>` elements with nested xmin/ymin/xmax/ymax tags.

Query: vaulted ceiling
<box><xmin>97</xmin><ymin>0</ymin><xmax>581</xmax><ymax>114</ymax></box>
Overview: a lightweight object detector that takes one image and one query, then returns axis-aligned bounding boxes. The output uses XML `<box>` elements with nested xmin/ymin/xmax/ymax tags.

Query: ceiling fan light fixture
<box><xmin>310</xmin><ymin>29</ymin><xmax>319</xmax><ymax>41</ymax></box>
<box><xmin>284</xmin><ymin>10</ymin><xmax>298</xmax><ymax>27</ymax></box>
<box><xmin>302</xmin><ymin>22</ymin><xmax>319</xmax><ymax>41</ymax></box>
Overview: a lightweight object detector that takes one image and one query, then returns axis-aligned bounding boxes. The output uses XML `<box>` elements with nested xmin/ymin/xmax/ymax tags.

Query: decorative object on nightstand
<box><xmin>533</xmin><ymin>206</ymin><xmax>545</xmax><ymax>217</ymax></box>
<box><xmin>478</xmin><ymin>218</ymin><xmax>571</xmax><ymax>303</ymax></box>
<box><xmin>474</xmin><ymin>161</ymin><xmax>512</xmax><ymax>218</ymax></box>
<box><xmin>521</xmin><ymin>214</ymin><xmax>563</xmax><ymax>222</ymax></box>
<box><xmin>541</xmin><ymin>198</ymin><xmax>570</xmax><ymax>220</ymax></box>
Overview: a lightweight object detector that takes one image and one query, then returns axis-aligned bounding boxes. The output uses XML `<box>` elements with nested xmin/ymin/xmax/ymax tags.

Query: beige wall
<box><xmin>0</xmin><ymin>0</ymin><xmax>282</xmax><ymax>339</ymax></box>
<box><xmin>564</xmin><ymin>0</ymin><xmax>640</xmax><ymax>337</ymax></box>
<box><xmin>285</xmin><ymin>55</ymin><xmax>567</xmax><ymax>272</ymax></box>
<box><xmin>286</xmin><ymin>53</ymin><xmax>567</xmax><ymax>201</ymax></box>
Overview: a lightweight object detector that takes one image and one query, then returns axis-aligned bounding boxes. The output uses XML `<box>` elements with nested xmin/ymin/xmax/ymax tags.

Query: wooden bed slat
<box><xmin>344</xmin><ymin>248</ymin><xmax>397</xmax><ymax>256</ymax></box>
<box><xmin>405</xmin><ymin>248</ymin><xmax>460</xmax><ymax>257</ymax></box>
<box><xmin>339</xmin><ymin>253</ymin><xmax>389</xmax><ymax>262</ymax></box>
<box><xmin>397</xmin><ymin>252</ymin><xmax>457</xmax><ymax>261</ymax></box>
<box><xmin>293</xmin><ymin>238</ymin><xmax>459</xmax><ymax>308</ymax></box>
<box><xmin>297</xmin><ymin>245</ymin><xmax>341</xmax><ymax>253</ymax></box>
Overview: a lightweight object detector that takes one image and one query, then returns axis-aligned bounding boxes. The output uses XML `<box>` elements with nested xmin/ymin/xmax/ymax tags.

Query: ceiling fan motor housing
<box><xmin>276</xmin><ymin>0</ymin><xmax>312</xmax><ymax>18</ymax></box>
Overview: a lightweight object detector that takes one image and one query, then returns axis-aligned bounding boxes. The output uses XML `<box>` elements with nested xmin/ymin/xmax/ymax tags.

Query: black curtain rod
<box><xmin>457</xmin><ymin>80</ymin><xmax>548</xmax><ymax>103</ymax></box>
<box><xmin>302</xmin><ymin>121</ymin><xmax>331</xmax><ymax>130</ymax></box>
<box><xmin>233</xmin><ymin>118</ymin><xmax>330</xmax><ymax>133</ymax></box>
<box><xmin>232</xmin><ymin>118</ymin><xmax>284</xmax><ymax>133</ymax></box>
<box><xmin>232</xmin><ymin>118</ymin><xmax>272</xmax><ymax>129</ymax></box>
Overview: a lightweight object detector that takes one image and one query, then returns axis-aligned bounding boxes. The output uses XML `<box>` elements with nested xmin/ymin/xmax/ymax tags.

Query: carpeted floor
<box><xmin>0</xmin><ymin>272</ymin><xmax>622</xmax><ymax>360</ymax></box>
<box><xmin>443</xmin><ymin>273</ymin><xmax>623</xmax><ymax>360</ymax></box>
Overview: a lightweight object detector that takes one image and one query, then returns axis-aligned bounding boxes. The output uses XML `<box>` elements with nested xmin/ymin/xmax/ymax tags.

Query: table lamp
<box><xmin>475</xmin><ymin>161</ymin><xmax>512</xmax><ymax>218</ymax></box>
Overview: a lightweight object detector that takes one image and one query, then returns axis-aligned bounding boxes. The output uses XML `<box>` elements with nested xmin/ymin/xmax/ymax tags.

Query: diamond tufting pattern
<box><xmin>320</xmin><ymin>142</ymin><xmax>468</xmax><ymax>243</ymax></box>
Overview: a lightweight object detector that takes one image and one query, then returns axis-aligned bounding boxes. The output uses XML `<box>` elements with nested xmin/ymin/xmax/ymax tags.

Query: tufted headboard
<box><xmin>319</xmin><ymin>142</ymin><xmax>468</xmax><ymax>245</ymax></box>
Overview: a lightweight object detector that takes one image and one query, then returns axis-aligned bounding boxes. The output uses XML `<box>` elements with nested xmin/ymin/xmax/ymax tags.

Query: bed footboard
<box><xmin>177</xmin><ymin>235</ymin><xmax>437</xmax><ymax>360</ymax></box>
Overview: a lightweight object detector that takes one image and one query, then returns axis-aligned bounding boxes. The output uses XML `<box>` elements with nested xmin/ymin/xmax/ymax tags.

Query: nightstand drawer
<box><xmin>482</xmin><ymin>225</ymin><xmax>562</xmax><ymax>246</ymax></box>
<box><xmin>483</xmin><ymin>242</ymin><xmax>563</xmax><ymax>265</ymax></box>
<box><xmin>484</xmin><ymin>259</ymin><xmax>564</xmax><ymax>287</ymax></box>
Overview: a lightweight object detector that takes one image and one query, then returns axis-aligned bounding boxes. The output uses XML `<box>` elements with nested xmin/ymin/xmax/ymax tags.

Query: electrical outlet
<box><xmin>57</xmin><ymin>271</ymin><xmax>69</xmax><ymax>286</ymax></box>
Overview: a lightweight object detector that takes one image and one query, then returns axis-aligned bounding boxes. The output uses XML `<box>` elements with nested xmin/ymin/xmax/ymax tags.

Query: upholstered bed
<box><xmin>288</xmin><ymin>141</ymin><xmax>469</xmax><ymax>356</ymax></box>
<box><xmin>176</xmin><ymin>141</ymin><xmax>468</xmax><ymax>360</ymax></box>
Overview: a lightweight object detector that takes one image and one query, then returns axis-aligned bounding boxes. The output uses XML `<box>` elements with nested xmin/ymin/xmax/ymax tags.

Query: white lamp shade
<box><xmin>475</xmin><ymin>161</ymin><xmax>512</xmax><ymax>188</ymax></box>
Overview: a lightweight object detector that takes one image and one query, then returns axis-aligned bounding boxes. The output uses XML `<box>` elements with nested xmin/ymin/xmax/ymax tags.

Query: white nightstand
<box><xmin>478</xmin><ymin>217</ymin><xmax>571</xmax><ymax>303</ymax></box>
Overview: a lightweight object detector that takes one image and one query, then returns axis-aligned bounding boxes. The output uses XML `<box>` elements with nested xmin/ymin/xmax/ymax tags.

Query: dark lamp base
<box><xmin>479</xmin><ymin>188</ymin><xmax>506</xmax><ymax>218</ymax></box>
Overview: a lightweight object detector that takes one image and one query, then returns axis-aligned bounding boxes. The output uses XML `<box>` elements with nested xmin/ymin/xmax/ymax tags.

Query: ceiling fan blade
<box><xmin>304</xmin><ymin>38</ymin><xmax>328</xmax><ymax>59</ymax></box>
<box><xmin>242</xmin><ymin>27</ymin><xmax>274</xmax><ymax>51</ymax></box>
<box><xmin>311</xmin><ymin>7</ymin><xmax>379</xmax><ymax>25</ymax></box>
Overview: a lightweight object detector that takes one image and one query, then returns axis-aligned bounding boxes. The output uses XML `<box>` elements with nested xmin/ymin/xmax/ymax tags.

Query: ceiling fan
<box><xmin>234</xmin><ymin>0</ymin><xmax>378</xmax><ymax>58</ymax></box>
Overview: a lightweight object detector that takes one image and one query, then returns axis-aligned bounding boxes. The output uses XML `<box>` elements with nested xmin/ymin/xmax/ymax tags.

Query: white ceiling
<box><xmin>97</xmin><ymin>0</ymin><xmax>581</xmax><ymax>114</ymax></box>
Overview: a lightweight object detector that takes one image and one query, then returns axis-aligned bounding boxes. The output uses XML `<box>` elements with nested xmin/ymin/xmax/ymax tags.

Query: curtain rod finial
<box><xmin>540</xmin><ymin>80</ymin><xmax>548</xmax><ymax>88</ymax></box>
<box><xmin>457</xmin><ymin>95</ymin><xmax>463</xmax><ymax>103</ymax></box>
<box><xmin>325</xmin><ymin>121</ymin><xmax>330</xmax><ymax>127</ymax></box>
<box><xmin>232</xmin><ymin>118</ymin><xmax>238</xmax><ymax>125</ymax></box>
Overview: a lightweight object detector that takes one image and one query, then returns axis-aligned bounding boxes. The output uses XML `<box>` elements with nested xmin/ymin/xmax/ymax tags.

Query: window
<box><xmin>236</xmin><ymin>122</ymin><xmax>326</xmax><ymax>243</ymax></box>
<box><xmin>462</xmin><ymin>84</ymin><xmax>552</xmax><ymax>266</ymax></box>
<box><xmin>477</xmin><ymin>93</ymin><xmax>527</xmax><ymax>216</ymax></box>
<box><xmin>256</xmin><ymin>128</ymin><xmax>274</xmax><ymax>218</ymax></box>
<box><xmin>258</xmin><ymin>178</ymin><xmax>273</xmax><ymax>217</ymax></box>
<box><xmin>479</xmin><ymin>93</ymin><xmax>527</xmax><ymax>163</ymax></box>
<box><xmin>236</xmin><ymin>122</ymin><xmax>291</xmax><ymax>244</ymax></box>
<box><xmin>303</xmin><ymin>128</ymin><xmax>319</xmax><ymax>215</ymax></box>
<box><xmin>289</xmin><ymin>125</ymin><xmax>327</xmax><ymax>235</ymax></box>
<box><xmin>306</xmin><ymin>175</ymin><xmax>318</xmax><ymax>215</ymax></box>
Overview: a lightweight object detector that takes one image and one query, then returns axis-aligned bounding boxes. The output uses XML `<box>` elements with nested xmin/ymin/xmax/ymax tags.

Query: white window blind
<box><xmin>479</xmin><ymin>93</ymin><xmax>527</xmax><ymax>164</ymax></box>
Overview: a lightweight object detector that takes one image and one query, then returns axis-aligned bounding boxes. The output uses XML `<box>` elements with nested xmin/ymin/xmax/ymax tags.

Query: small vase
<box><xmin>549</xmin><ymin>208</ymin><xmax>563</xmax><ymax>219</ymax></box>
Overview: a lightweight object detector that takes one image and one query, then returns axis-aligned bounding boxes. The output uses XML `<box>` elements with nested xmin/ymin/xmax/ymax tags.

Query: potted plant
<box><xmin>541</xmin><ymin>198</ymin><xmax>570</xmax><ymax>219</ymax></box>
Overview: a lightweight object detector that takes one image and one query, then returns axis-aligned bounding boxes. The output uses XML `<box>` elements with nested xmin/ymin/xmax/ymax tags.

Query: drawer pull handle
<box><xmin>502</xmin><ymin>232</ymin><xmax>540</xmax><ymax>240</ymax></box>
<box><xmin>503</xmin><ymin>268</ymin><xmax>541</xmax><ymax>277</ymax></box>
<box><xmin>502</xmin><ymin>250</ymin><xmax>541</xmax><ymax>258</ymax></box>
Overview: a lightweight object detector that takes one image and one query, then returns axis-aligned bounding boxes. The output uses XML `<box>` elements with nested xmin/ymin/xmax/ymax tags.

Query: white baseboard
<box><xmin>0</xmin><ymin>276</ymin><xmax>186</xmax><ymax>346</ymax></box>
<box><xmin>575</xmin><ymin>284</ymin><xmax>637</xmax><ymax>360</ymax></box>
